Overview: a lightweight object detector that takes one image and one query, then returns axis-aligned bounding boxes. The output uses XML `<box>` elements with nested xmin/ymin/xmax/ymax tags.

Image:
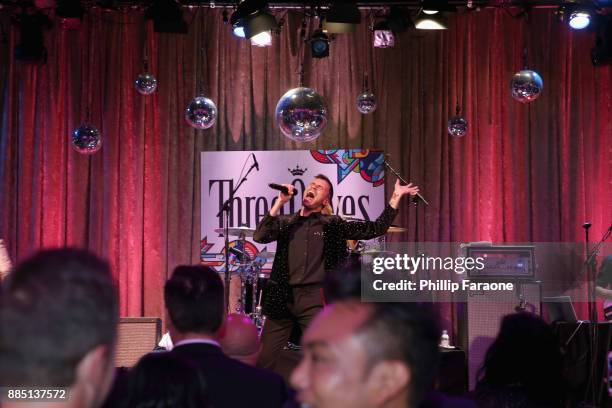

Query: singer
<box><xmin>253</xmin><ymin>174</ymin><xmax>419</xmax><ymax>371</ymax></box>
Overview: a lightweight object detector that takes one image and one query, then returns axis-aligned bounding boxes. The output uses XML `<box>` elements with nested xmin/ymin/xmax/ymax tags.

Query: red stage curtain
<box><xmin>0</xmin><ymin>9</ymin><xmax>610</xmax><ymax>326</ymax></box>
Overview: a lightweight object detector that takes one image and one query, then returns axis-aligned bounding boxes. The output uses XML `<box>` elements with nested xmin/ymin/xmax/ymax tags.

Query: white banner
<box><xmin>200</xmin><ymin>149</ymin><xmax>387</xmax><ymax>273</ymax></box>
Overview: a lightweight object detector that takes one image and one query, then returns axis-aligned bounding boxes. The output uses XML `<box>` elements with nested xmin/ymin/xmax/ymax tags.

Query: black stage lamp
<box><xmin>145</xmin><ymin>0</ymin><xmax>188</xmax><ymax>34</ymax></box>
<box><xmin>230</xmin><ymin>0</ymin><xmax>277</xmax><ymax>39</ymax></box>
<box><xmin>310</xmin><ymin>29</ymin><xmax>329</xmax><ymax>58</ymax></box>
<box><xmin>323</xmin><ymin>1</ymin><xmax>361</xmax><ymax>34</ymax></box>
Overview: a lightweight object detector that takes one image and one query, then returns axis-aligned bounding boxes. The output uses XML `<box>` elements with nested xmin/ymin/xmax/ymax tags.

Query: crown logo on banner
<box><xmin>289</xmin><ymin>165</ymin><xmax>307</xmax><ymax>176</ymax></box>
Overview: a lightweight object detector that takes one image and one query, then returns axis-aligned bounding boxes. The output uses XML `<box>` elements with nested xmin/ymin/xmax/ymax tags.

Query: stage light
<box><xmin>414</xmin><ymin>13</ymin><xmax>447</xmax><ymax>30</ymax></box>
<box><xmin>310</xmin><ymin>29</ymin><xmax>329</xmax><ymax>58</ymax></box>
<box><xmin>56</xmin><ymin>0</ymin><xmax>83</xmax><ymax>30</ymax></box>
<box><xmin>251</xmin><ymin>30</ymin><xmax>271</xmax><ymax>47</ymax></box>
<box><xmin>557</xmin><ymin>1</ymin><xmax>594</xmax><ymax>30</ymax></box>
<box><xmin>568</xmin><ymin>10</ymin><xmax>591</xmax><ymax>29</ymax></box>
<box><xmin>145</xmin><ymin>0</ymin><xmax>187</xmax><ymax>34</ymax></box>
<box><xmin>322</xmin><ymin>1</ymin><xmax>361</xmax><ymax>34</ymax></box>
<box><xmin>373</xmin><ymin>21</ymin><xmax>395</xmax><ymax>48</ymax></box>
<box><xmin>421</xmin><ymin>0</ymin><xmax>456</xmax><ymax>15</ymax></box>
<box><xmin>230</xmin><ymin>0</ymin><xmax>277</xmax><ymax>40</ymax></box>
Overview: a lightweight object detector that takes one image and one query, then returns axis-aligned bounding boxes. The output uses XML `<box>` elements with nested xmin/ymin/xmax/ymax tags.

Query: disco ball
<box><xmin>135</xmin><ymin>73</ymin><xmax>158</xmax><ymax>95</ymax></box>
<box><xmin>356</xmin><ymin>91</ymin><xmax>377</xmax><ymax>114</ymax></box>
<box><xmin>447</xmin><ymin>116</ymin><xmax>468</xmax><ymax>138</ymax></box>
<box><xmin>185</xmin><ymin>96</ymin><xmax>217</xmax><ymax>129</ymax></box>
<box><xmin>510</xmin><ymin>70</ymin><xmax>544</xmax><ymax>103</ymax></box>
<box><xmin>71</xmin><ymin>123</ymin><xmax>102</xmax><ymax>154</ymax></box>
<box><xmin>275</xmin><ymin>87</ymin><xmax>328</xmax><ymax>142</ymax></box>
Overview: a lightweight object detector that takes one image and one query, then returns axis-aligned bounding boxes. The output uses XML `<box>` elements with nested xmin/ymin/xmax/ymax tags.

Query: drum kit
<box><xmin>214</xmin><ymin>227</ymin><xmax>272</xmax><ymax>332</ymax></box>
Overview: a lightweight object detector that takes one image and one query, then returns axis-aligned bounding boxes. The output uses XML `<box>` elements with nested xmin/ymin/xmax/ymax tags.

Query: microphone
<box><xmin>269</xmin><ymin>183</ymin><xmax>298</xmax><ymax>196</ymax></box>
<box><xmin>252</xmin><ymin>153</ymin><xmax>259</xmax><ymax>171</ymax></box>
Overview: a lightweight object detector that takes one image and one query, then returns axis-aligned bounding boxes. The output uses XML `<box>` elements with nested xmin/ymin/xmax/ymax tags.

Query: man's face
<box><xmin>303</xmin><ymin>178</ymin><xmax>331</xmax><ymax>210</ymax></box>
<box><xmin>290</xmin><ymin>302</ymin><xmax>385</xmax><ymax>408</ymax></box>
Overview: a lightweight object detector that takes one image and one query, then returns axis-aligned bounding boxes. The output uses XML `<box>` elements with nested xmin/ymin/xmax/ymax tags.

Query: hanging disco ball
<box><xmin>71</xmin><ymin>123</ymin><xmax>102</xmax><ymax>154</ymax></box>
<box><xmin>275</xmin><ymin>87</ymin><xmax>328</xmax><ymax>142</ymax></box>
<box><xmin>356</xmin><ymin>91</ymin><xmax>377</xmax><ymax>114</ymax></box>
<box><xmin>135</xmin><ymin>73</ymin><xmax>158</xmax><ymax>95</ymax></box>
<box><xmin>447</xmin><ymin>115</ymin><xmax>468</xmax><ymax>138</ymax></box>
<box><xmin>510</xmin><ymin>70</ymin><xmax>544</xmax><ymax>103</ymax></box>
<box><xmin>185</xmin><ymin>96</ymin><xmax>217</xmax><ymax>129</ymax></box>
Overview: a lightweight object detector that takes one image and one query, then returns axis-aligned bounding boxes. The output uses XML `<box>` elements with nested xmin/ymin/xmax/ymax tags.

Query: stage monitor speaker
<box><xmin>465</xmin><ymin>281</ymin><xmax>541</xmax><ymax>390</ymax></box>
<box><xmin>115</xmin><ymin>317</ymin><xmax>161</xmax><ymax>367</ymax></box>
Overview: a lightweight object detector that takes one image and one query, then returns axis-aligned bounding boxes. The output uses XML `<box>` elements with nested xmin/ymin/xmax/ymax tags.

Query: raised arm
<box><xmin>340</xmin><ymin>180</ymin><xmax>420</xmax><ymax>240</ymax></box>
<box><xmin>253</xmin><ymin>184</ymin><xmax>295</xmax><ymax>243</ymax></box>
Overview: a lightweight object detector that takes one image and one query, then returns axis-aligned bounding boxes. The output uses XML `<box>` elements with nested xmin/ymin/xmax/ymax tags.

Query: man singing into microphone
<box><xmin>253</xmin><ymin>174</ymin><xmax>419</xmax><ymax>371</ymax></box>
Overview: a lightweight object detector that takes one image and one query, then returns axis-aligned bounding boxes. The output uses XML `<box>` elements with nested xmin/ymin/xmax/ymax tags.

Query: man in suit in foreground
<box><xmin>165</xmin><ymin>265</ymin><xmax>287</xmax><ymax>408</ymax></box>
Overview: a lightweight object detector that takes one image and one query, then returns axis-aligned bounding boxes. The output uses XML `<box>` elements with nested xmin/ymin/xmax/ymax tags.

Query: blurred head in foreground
<box><xmin>124</xmin><ymin>352</ymin><xmax>209</xmax><ymax>408</ymax></box>
<box><xmin>219</xmin><ymin>313</ymin><xmax>262</xmax><ymax>366</ymax></box>
<box><xmin>0</xmin><ymin>248</ymin><xmax>119</xmax><ymax>408</ymax></box>
<box><xmin>290</xmin><ymin>300</ymin><xmax>439</xmax><ymax>408</ymax></box>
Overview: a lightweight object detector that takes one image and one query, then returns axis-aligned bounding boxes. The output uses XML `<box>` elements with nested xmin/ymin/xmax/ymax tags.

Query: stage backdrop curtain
<box><xmin>0</xmin><ymin>8</ymin><xmax>610</xmax><ymax>327</ymax></box>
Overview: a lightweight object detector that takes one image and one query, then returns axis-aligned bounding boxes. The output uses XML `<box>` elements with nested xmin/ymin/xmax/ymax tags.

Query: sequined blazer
<box><xmin>253</xmin><ymin>205</ymin><xmax>399</xmax><ymax>318</ymax></box>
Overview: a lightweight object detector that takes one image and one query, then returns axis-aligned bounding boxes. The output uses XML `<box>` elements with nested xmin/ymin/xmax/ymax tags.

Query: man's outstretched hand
<box><xmin>389</xmin><ymin>179</ymin><xmax>420</xmax><ymax>209</ymax></box>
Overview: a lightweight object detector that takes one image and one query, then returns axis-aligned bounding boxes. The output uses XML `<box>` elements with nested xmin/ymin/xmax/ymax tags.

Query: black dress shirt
<box><xmin>254</xmin><ymin>204</ymin><xmax>399</xmax><ymax>318</ymax></box>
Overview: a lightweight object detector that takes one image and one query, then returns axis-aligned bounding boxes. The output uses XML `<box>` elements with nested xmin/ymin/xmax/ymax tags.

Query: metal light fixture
<box><xmin>323</xmin><ymin>1</ymin><xmax>361</xmax><ymax>34</ymax></box>
<box><xmin>414</xmin><ymin>13</ymin><xmax>447</xmax><ymax>30</ymax></box>
<box><xmin>230</xmin><ymin>0</ymin><xmax>278</xmax><ymax>40</ymax></box>
<box><xmin>310</xmin><ymin>29</ymin><xmax>329</xmax><ymax>58</ymax></box>
<box><xmin>557</xmin><ymin>0</ymin><xmax>594</xmax><ymax>30</ymax></box>
<box><xmin>145</xmin><ymin>0</ymin><xmax>188</xmax><ymax>34</ymax></box>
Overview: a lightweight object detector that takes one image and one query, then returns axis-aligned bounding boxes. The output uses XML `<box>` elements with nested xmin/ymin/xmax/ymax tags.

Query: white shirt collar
<box><xmin>173</xmin><ymin>338</ymin><xmax>221</xmax><ymax>348</ymax></box>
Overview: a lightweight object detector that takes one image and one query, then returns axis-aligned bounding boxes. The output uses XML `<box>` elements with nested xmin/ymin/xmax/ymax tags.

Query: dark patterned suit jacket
<box><xmin>253</xmin><ymin>205</ymin><xmax>399</xmax><ymax>318</ymax></box>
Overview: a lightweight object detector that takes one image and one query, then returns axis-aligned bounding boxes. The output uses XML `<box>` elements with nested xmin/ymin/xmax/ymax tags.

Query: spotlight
<box><xmin>145</xmin><ymin>0</ymin><xmax>187</xmax><ymax>34</ymax></box>
<box><xmin>323</xmin><ymin>1</ymin><xmax>361</xmax><ymax>34</ymax></box>
<box><xmin>310</xmin><ymin>29</ymin><xmax>329</xmax><ymax>58</ymax></box>
<box><xmin>230</xmin><ymin>0</ymin><xmax>277</xmax><ymax>40</ymax></box>
<box><xmin>568</xmin><ymin>9</ymin><xmax>591</xmax><ymax>29</ymax></box>
<box><xmin>251</xmin><ymin>30</ymin><xmax>272</xmax><ymax>47</ymax></box>
<box><xmin>56</xmin><ymin>0</ymin><xmax>83</xmax><ymax>30</ymax></box>
<box><xmin>414</xmin><ymin>13</ymin><xmax>447</xmax><ymax>30</ymax></box>
<box><xmin>557</xmin><ymin>1</ymin><xmax>594</xmax><ymax>30</ymax></box>
<box><xmin>373</xmin><ymin>21</ymin><xmax>394</xmax><ymax>48</ymax></box>
<box><xmin>13</xmin><ymin>7</ymin><xmax>52</xmax><ymax>63</ymax></box>
<box><xmin>421</xmin><ymin>0</ymin><xmax>456</xmax><ymax>15</ymax></box>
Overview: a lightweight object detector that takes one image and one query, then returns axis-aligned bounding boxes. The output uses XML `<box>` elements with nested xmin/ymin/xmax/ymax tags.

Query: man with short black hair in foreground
<box><xmin>290</xmin><ymin>300</ymin><xmax>439</xmax><ymax>408</ymax></box>
<box><xmin>0</xmin><ymin>249</ymin><xmax>119</xmax><ymax>408</ymax></box>
<box><xmin>165</xmin><ymin>265</ymin><xmax>287</xmax><ymax>408</ymax></box>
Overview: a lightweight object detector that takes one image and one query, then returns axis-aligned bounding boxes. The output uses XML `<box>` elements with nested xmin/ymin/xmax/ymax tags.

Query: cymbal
<box><xmin>387</xmin><ymin>225</ymin><xmax>407</xmax><ymax>233</ymax></box>
<box><xmin>255</xmin><ymin>250</ymin><xmax>276</xmax><ymax>259</ymax></box>
<box><xmin>214</xmin><ymin>227</ymin><xmax>256</xmax><ymax>237</ymax></box>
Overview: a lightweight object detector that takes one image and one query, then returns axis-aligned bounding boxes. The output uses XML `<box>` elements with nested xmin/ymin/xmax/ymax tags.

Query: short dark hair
<box><xmin>125</xmin><ymin>352</ymin><xmax>209</xmax><ymax>408</ymax></box>
<box><xmin>315</xmin><ymin>174</ymin><xmax>334</xmax><ymax>204</ymax></box>
<box><xmin>356</xmin><ymin>303</ymin><xmax>440</xmax><ymax>408</ymax></box>
<box><xmin>164</xmin><ymin>265</ymin><xmax>224</xmax><ymax>334</ymax></box>
<box><xmin>0</xmin><ymin>249</ymin><xmax>118</xmax><ymax>387</ymax></box>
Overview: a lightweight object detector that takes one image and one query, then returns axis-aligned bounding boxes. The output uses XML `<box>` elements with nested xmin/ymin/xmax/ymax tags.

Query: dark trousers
<box><xmin>258</xmin><ymin>285</ymin><xmax>326</xmax><ymax>371</ymax></box>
